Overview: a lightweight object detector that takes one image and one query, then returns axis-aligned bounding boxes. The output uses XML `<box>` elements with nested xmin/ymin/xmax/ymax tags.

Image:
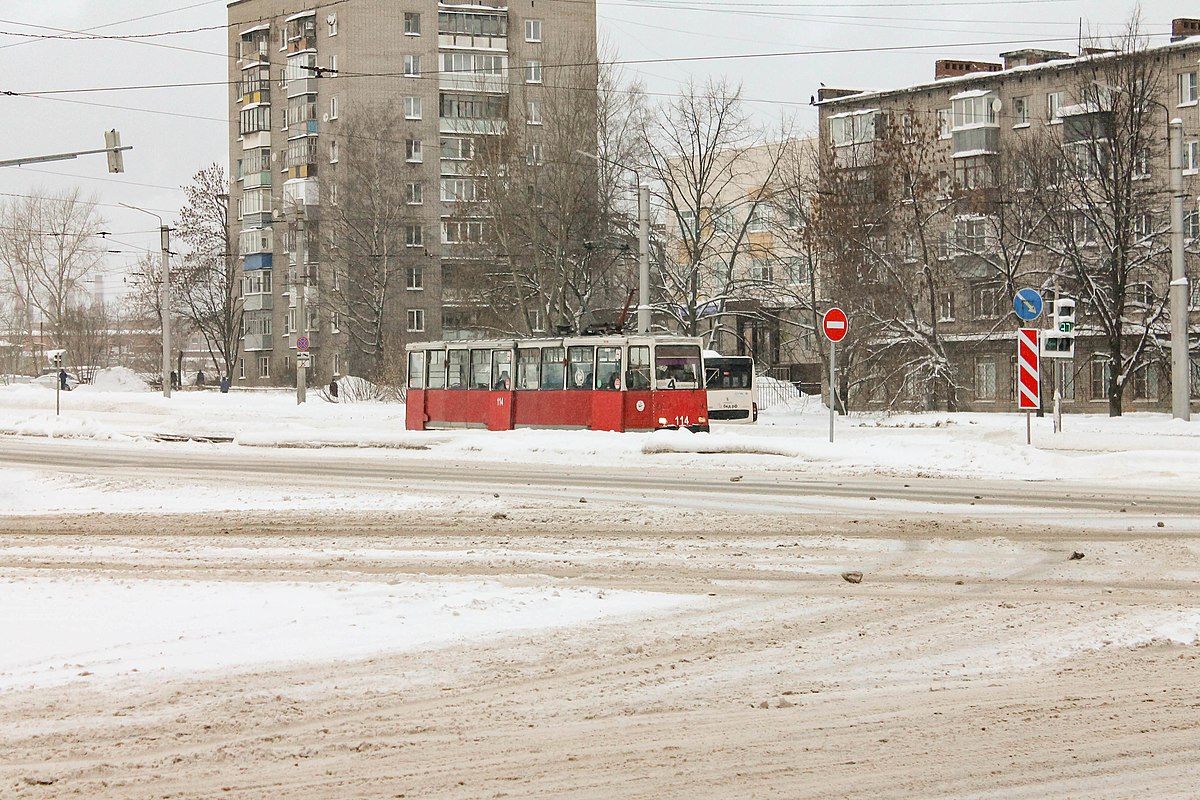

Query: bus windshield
<box><xmin>654</xmin><ymin>345</ymin><xmax>702</xmax><ymax>389</ymax></box>
<box><xmin>705</xmin><ymin>358</ymin><xmax>754</xmax><ymax>390</ymax></box>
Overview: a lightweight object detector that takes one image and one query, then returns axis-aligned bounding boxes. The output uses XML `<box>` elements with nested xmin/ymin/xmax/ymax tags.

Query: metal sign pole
<box><xmin>829</xmin><ymin>339</ymin><xmax>836</xmax><ymax>444</ymax></box>
<box><xmin>1026</xmin><ymin>411</ymin><xmax>1031</xmax><ymax>446</ymax></box>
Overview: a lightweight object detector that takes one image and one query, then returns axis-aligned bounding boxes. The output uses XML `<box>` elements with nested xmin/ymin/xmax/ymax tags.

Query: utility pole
<box><xmin>1168</xmin><ymin>118</ymin><xmax>1191</xmax><ymax>421</ymax></box>
<box><xmin>122</xmin><ymin>203</ymin><xmax>171</xmax><ymax>398</ymax></box>
<box><xmin>637</xmin><ymin>184</ymin><xmax>651</xmax><ymax>335</ymax></box>
<box><xmin>295</xmin><ymin>208</ymin><xmax>307</xmax><ymax>405</ymax></box>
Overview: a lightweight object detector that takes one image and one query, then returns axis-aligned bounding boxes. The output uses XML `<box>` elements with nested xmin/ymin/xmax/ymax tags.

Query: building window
<box><xmin>975</xmin><ymin>357</ymin><xmax>996</xmax><ymax>401</ymax></box>
<box><xmin>407</xmin><ymin>266</ymin><xmax>423</xmax><ymax>289</ymax></box>
<box><xmin>329</xmin><ymin>54</ymin><xmax>338</xmax><ymax>73</ymax></box>
<box><xmin>972</xmin><ymin>282</ymin><xmax>1005</xmax><ymax>318</ymax></box>
<box><xmin>1013</xmin><ymin>95</ymin><xmax>1029</xmax><ymax>126</ymax></box>
<box><xmin>955</xmin><ymin>215</ymin><xmax>992</xmax><ymax>253</ymax></box>
<box><xmin>954</xmin><ymin>155</ymin><xmax>994</xmax><ymax>190</ymax></box>
<box><xmin>1134</xmin><ymin>146</ymin><xmax>1151</xmax><ymax>178</ymax></box>
<box><xmin>938</xmin><ymin>292</ymin><xmax>955</xmax><ymax>322</ymax></box>
<box><xmin>258</xmin><ymin>356</ymin><xmax>270</xmax><ymax>378</ymax></box>
<box><xmin>407</xmin><ymin>181</ymin><xmax>423</xmax><ymax>205</ymax></box>
<box><xmin>405</xmin><ymin>95</ymin><xmax>422</xmax><ymax>120</ymax></box>
<box><xmin>1185</xmin><ymin>140</ymin><xmax>1200</xmax><ymax>174</ymax></box>
<box><xmin>749</xmin><ymin>258</ymin><xmax>773</xmax><ymax>283</ymax></box>
<box><xmin>1180</xmin><ymin>71</ymin><xmax>1198</xmax><ymax>105</ymax></box>
<box><xmin>1046</xmin><ymin>91</ymin><xmax>1064</xmax><ymax>122</ymax></box>
<box><xmin>407</xmin><ymin>309</ymin><xmax>425</xmax><ymax>332</ymax></box>
<box><xmin>936</xmin><ymin>109</ymin><xmax>951</xmax><ymax>139</ymax></box>
<box><xmin>525</xmin><ymin>19</ymin><xmax>542</xmax><ymax>42</ymax></box>
<box><xmin>406</xmin><ymin>139</ymin><xmax>423</xmax><ymax>163</ymax></box>
<box><xmin>327</xmin><ymin>13</ymin><xmax>337</xmax><ymax>36</ymax></box>
<box><xmin>527</xmin><ymin>308</ymin><xmax>544</xmax><ymax>333</ymax></box>
<box><xmin>1091</xmin><ymin>356</ymin><xmax>1111</xmax><ymax>400</ymax></box>
<box><xmin>747</xmin><ymin>205</ymin><xmax>771</xmax><ymax>232</ymax></box>
<box><xmin>442</xmin><ymin>220</ymin><xmax>484</xmax><ymax>243</ymax></box>
<box><xmin>405</xmin><ymin>225</ymin><xmax>424</xmax><ymax>247</ymax></box>
<box><xmin>525</xmin><ymin>60</ymin><xmax>542</xmax><ymax>83</ymax></box>
<box><xmin>1187</xmin><ymin>210</ymin><xmax>1200</xmax><ymax>242</ymax></box>
<box><xmin>238</xmin><ymin>358</ymin><xmax>246</xmax><ymax>379</ymax></box>
<box><xmin>329</xmin><ymin>95</ymin><xmax>339</xmax><ymax>120</ymax></box>
<box><xmin>404</xmin><ymin>55</ymin><xmax>421</xmax><ymax>77</ymax></box>
<box><xmin>329</xmin><ymin>139</ymin><xmax>339</xmax><ymax>163</ymax></box>
<box><xmin>526</xmin><ymin>100</ymin><xmax>541</xmax><ymax>125</ymax></box>
<box><xmin>526</xmin><ymin>143</ymin><xmax>544</xmax><ymax>166</ymax></box>
<box><xmin>330</xmin><ymin>311</ymin><xmax>341</xmax><ymax>333</ymax></box>
<box><xmin>951</xmin><ymin>92</ymin><xmax>998</xmax><ymax>129</ymax></box>
<box><xmin>404</xmin><ymin>12</ymin><xmax>420</xmax><ymax>35</ymax></box>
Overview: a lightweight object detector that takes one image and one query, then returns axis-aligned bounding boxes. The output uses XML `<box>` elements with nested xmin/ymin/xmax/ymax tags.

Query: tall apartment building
<box><xmin>226</xmin><ymin>0</ymin><xmax>597</xmax><ymax>385</ymax></box>
<box><xmin>817</xmin><ymin>20</ymin><xmax>1200</xmax><ymax>413</ymax></box>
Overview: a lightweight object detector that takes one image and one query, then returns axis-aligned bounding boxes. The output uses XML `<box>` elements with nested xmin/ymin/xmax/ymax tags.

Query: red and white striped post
<box><xmin>1017</xmin><ymin>328</ymin><xmax>1040</xmax><ymax>444</ymax></box>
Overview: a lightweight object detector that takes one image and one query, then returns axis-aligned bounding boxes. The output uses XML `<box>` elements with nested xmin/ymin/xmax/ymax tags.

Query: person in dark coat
<box><xmin>58</xmin><ymin>369</ymin><xmax>70</xmax><ymax>391</ymax></box>
<box><xmin>329</xmin><ymin>376</ymin><xmax>339</xmax><ymax>400</ymax></box>
<box><xmin>219</xmin><ymin>376</ymin><xmax>230</xmax><ymax>393</ymax></box>
<box><xmin>196</xmin><ymin>370</ymin><xmax>205</xmax><ymax>387</ymax></box>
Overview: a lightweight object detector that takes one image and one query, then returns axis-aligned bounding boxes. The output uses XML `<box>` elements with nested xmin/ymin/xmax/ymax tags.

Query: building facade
<box><xmin>226</xmin><ymin>0</ymin><xmax>596</xmax><ymax>385</ymax></box>
<box><xmin>817</xmin><ymin>20</ymin><xmax>1200</xmax><ymax>413</ymax></box>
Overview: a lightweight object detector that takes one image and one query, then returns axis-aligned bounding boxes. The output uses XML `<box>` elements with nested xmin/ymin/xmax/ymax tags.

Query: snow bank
<box><xmin>87</xmin><ymin>367</ymin><xmax>150</xmax><ymax>393</ymax></box>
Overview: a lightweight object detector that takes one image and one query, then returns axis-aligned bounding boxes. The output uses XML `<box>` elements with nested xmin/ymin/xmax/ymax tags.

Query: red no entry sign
<box><xmin>822</xmin><ymin>307</ymin><xmax>848</xmax><ymax>342</ymax></box>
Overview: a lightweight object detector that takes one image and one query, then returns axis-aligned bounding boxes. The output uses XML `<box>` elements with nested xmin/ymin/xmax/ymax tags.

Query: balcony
<box><xmin>241</xmin><ymin>211</ymin><xmax>273</xmax><ymax>228</ymax></box>
<box><xmin>243</xmin><ymin>253</ymin><xmax>273</xmax><ymax>270</ymax></box>
<box><xmin>287</xmin><ymin>163</ymin><xmax>318</xmax><ymax>180</ymax></box>
<box><xmin>288</xmin><ymin>119</ymin><xmax>319</xmax><ymax>138</ymax></box>
<box><xmin>287</xmin><ymin>35</ymin><xmax>317</xmax><ymax>54</ymax></box>
<box><xmin>287</xmin><ymin>76</ymin><xmax>319</xmax><ymax>98</ymax></box>
<box><xmin>242</xmin><ymin>334</ymin><xmax>273</xmax><ymax>351</ymax></box>
<box><xmin>439</xmin><ymin>118</ymin><xmax>506</xmax><ymax>136</ymax></box>
<box><xmin>241</xmin><ymin>130</ymin><xmax>270</xmax><ymax>150</ymax></box>
<box><xmin>283</xmin><ymin>176</ymin><xmax>319</xmax><ymax>208</ymax></box>
<box><xmin>438</xmin><ymin>33</ymin><xmax>507</xmax><ymax>51</ymax></box>
<box><xmin>239</xmin><ymin>85</ymin><xmax>270</xmax><ymax>106</ymax></box>
<box><xmin>241</xmin><ymin>170</ymin><xmax>272</xmax><ymax>189</ymax></box>
<box><xmin>439</xmin><ymin>72</ymin><xmax>508</xmax><ymax>94</ymax></box>
<box><xmin>243</xmin><ymin>293</ymin><xmax>273</xmax><ymax>312</ymax></box>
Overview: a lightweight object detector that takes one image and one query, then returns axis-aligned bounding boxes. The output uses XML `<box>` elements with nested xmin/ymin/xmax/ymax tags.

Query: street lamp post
<box><xmin>122</xmin><ymin>203</ymin><xmax>171</xmax><ymax>398</ymax></box>
<box><xmin>577</xmin><ymin>150</ymin><xmax>652</xmax><ymax>334</ymax></box>
<box><xmin>1168</xmin><ymin>118</ymin><xmax>1191</xmax><ymax>421</ymax></box>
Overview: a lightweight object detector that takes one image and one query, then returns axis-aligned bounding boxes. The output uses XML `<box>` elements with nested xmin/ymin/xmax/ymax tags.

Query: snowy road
<box><xmin>2</xmin><ymin>435</ymin><xmax>1197</xmax><ymax>519</ymax></box>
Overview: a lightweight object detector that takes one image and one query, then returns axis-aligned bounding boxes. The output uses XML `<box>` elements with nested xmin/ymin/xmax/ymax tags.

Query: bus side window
<box><xmin>447</xmin><ymin>350</ymin><xmax>468</xmax><ymax>389</ymax></box>
<box><xmin>470</xmin><ymin>349</ymin><xmax>491</xmax><ymax>389</ymax></box>
<box><xmin>427</xmin><ymin>350</ymin><xmax>446</xmax><ymax>389</ymax></box>
<box><xmin>407</xmin><ymin>351</ymin><xmax>425</xmax><ymax>389</ymax></box>
<box><xmin>567</xmin><ymin>345</ymin><xmax>594</xmax><ymax>390</ymax></box>
<box><xmin>517</xmin><ymin>348</ymin><xmax>540</xmax><ymax>389</ymax></box>
<box><xmin>540</xmin><ymin>347</ymin><xmax>565</xmax><ymax>389</ymax></box>
<box><xmin>627</xmin><ymin>346</ymin><xmax>650</xmax><ymax>390</ymax></box>
<box><xmin>595</xmin><ymin>346</ymin><xmax>621</xmax><ymax>390</ymax></box>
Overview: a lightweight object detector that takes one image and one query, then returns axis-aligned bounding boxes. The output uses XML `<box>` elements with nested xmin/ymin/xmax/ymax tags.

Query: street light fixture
<box><xmin>576</xmin><ymin>150</ymin><xmax>652</xmax><ymax>335</ymax></box>
<box><xmin>121</xmin><ymin>203</ymin><xmax>172</xmax><ymax>399</ymax></box>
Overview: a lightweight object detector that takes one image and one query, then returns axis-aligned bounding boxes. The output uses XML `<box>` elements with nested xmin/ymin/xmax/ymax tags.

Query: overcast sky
<box><xmin>0</xmin><ymin>0</ymin><xmax>1182</xmax><ymax>299</ymax></box>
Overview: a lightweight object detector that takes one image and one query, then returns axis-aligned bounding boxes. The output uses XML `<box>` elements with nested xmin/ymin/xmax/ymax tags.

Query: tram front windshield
<box><xmin>654</xmin><ymin>345</ymin><xmax>702</xmax><ymax>389</ymax></box>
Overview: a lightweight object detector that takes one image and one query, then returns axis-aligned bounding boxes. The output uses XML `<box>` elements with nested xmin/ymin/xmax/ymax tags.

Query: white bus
<box><xmin>703</xmin><ymin>354</ymin><xmax>756</xmax><ymax>424</ymax></box>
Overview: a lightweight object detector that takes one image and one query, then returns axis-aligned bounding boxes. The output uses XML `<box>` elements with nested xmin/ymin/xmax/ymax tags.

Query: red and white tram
<box><xmin>405</xmin><ymin>335</ymin><xmax>709</xmax><ymax>432</ymax></box>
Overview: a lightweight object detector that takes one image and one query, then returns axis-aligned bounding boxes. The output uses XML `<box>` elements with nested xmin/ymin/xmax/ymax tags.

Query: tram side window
<box><xmin>426</xmin><ymin>349</ymin><xmax>446</xmax><ymax>389</ymax></box>
<box><xmin>517</xmin><ymin>348</ymin><xmax>540</xmax><ymax>389</ymax></box>
<box><xmin>595</xmin><ymin>346</ymin><xmax>622</xmax><ymax>390</ymax></box>
<box><xmin>447</xmin><ymin>349</ymin><xmax>468</xmax><ymax>389</ymax></box>
<box><xmin>567</xmin><ymin>345</ymin><xmax>594</xmax><ymax>390</ymax></box>
<box><xmin>540</xmin><ymin>347</ymin><xmax>565</xmax><ymax>389</ymax></box>
<box><xmin>491</xmin><ymin>349</ymin><xmax>513</xmax><ymax>390</ymax></box>
<box><xmin>407</xmin><ymin>351</ymin><xmax>425</xmax><ymax>389</ymax></box>
<box><xmin>627</xmin><ymin>346</ymin><xmax>651</xmax><ymax>390</ymax></box>
<box><xmin>655</xmin><ymin>344</ymin><xmax>702</xmax><ymax>389</ymax></box>
<box><xmin>470</xmin><ymin>349</ymin><xmax>491</xmax><ymax>389</ymax></box>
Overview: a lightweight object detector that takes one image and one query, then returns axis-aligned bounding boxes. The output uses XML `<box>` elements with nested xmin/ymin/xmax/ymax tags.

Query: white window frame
<box><xmin>1012</xmin><ymin>95</ymin><xmax>1030</xmax><ymax>127</ymax></box>
<box><xmin>329</xmin><ymin>95</ymin><xmax>339</xmax><ymax>120</ymax></box>
<box><xmin>407</xmin><ymin>181</ymin><xmax>423</xmax><ymax>205</ymax></box>
<box><xmin>1185</xmin><ymin>140</ymin><xmax>1200</xmax><ymax>175</ymax></box>
<box><xmin>404</xmin><ymin>12</ymin><xmax>421</xmax><ymax>36</ymax></box>
<box><xmin>404</xmin><ymin>54</ymin><xmax>421</xmax><ymax>77</ymax></box>
<box><xmin>407</xmin><ymin>309</ymin><xmax>425</xmax><ymax>332</ymax></box>
<box><xmin>407</xmin><ymin>266</ymin><xmax>423</xmax><ymax>290</ymax></box>
<box><xmin>1180</xmin><ymin>71</ymin><xmax>1199</xmax><ymax>106</ymax></box>
<box><xmin>526</xmin><ymin>100</ymin><xmax>541</xmax><ymax>125</ymax></box>
<box><xmin>525</xmin><ymin>60</ymin><xmax>542</xmax><ymax>84</ymax></box>
<box><xmin>406</xmin><ymin>138</ymin><xmax>423</xmax><ymax>163</ymax></box>
<box><xmin>525</xmin><ymin>19</ymin><xmax>542</xmax><ymax>42</ymax></box>
<box><xmin>1046</xmin><ymin>91</ymin><xmax>1064</xmax><ymax>123</ymax></box>
<box><xmin>405</xmin><ymin>225</ymin><xmax>424</xmax><ymax>248</ymax></box>
<box><xmin>258</xmin><ymin>356</ymin><xmax>271</xmax><ymax>379</ymax></box>
<box><xmin>405</xmin><ymin>95</ymin><xmax>422</xmax><ymax>120</ymax></box>
<box><xmin>327</xmin><ymin>13</ymin><xmax>337</xmax><ymax>36</ymax></box>
<box><xmin>329</xmin><ymin>139</ymin><xmax>339</xmax><ymax>163</ymax></box>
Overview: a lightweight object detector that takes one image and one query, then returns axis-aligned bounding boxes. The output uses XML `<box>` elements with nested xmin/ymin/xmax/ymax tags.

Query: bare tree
<box><xmin>639</xmin><ymin>78</ymin><xmax>787</xmax><ymax>337</ymax></box>
<box><xmin>0</xmin><ymin>188</ymin><xmax>105</xmax><ymax>362</ymax></box>
<box><xmin>58</xmin><ymin>299</ymin><xmax>116</xmax><ymax>379</ymax></box>
<box><xmin>174</xmin><ymin>164</ymin><xmax>241</xmax><ymax>381</ymax></box>
<box><xmin>1024</xmin><ymin>26</ymin><xmax>1175</xmax><ymax>415</ymax></box>
<box><xmin>461</xmin><ymin>44</ymin><xmax>641</xmax><ymax>335</ymax></box>
<box><xmin>320</xmin><ymin>103</ymin><xmax>429</xmax><ymax>381</ymax></box>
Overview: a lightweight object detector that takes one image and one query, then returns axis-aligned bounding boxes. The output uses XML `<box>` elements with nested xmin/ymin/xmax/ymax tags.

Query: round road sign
<box><xmin>1013</xmin><ymin>288</ymin><xmax>1044</xmax><ymax>321</ymax></box>
<box><xmin>296</xmin><ymin>336</ymin><xmax>310</xmax><ymax>352</ymax></box>
<box><xmin>822</xmin><ymin>307</ymin><xmax>848</xmax><ymax>343</ymax></box>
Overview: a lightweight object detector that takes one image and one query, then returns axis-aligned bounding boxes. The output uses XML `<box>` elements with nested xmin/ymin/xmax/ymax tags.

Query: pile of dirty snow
<box><xmin>88</xmin><ymin>367</ymin><xmax>151</xmax><ymax>393</ymax></box>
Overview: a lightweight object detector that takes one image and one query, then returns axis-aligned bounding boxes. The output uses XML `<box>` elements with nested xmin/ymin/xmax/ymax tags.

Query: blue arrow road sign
<box><xmin>1013</xmin><ymin>288</ymin><xmax>1043</xmax><ymax>321</ymax></box>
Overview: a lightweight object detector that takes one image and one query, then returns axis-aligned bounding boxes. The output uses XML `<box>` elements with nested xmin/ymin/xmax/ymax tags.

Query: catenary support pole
<box><xmin>296</xmin><ymin>208</ymin><xmax>307</xmax><ymax>405</ymax></box>
<box><xmin>637</xmin><ymin>184</ymin><xmax>651</xmax><ymax>335</ymax></box>
<box><xmin>1168</xmin><ymin>118</ymin><xmax>1190</xmax><ymax>421</ymax></box>
<box><xmin>160</xmin><ymin>225</ymin><xmax>171</xmax><ymax>399</ymax></box>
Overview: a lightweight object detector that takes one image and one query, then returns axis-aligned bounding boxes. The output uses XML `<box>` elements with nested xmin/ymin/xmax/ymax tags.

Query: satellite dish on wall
<box><xmin>991</xmin><ymin>98</ymin><xmax>1003</xmax><ymax>112</ymax></box>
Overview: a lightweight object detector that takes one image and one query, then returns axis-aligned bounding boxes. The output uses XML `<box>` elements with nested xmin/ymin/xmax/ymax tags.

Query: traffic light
<box><xmin>1042</xmin><ymin>298</ymin><xmax>1076</xmax><ymax>358</ymax></box>
<box><xmin>104</xmin><ymin>129</ymin><xmax>124</xmax><ymax>174</ymax></box>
